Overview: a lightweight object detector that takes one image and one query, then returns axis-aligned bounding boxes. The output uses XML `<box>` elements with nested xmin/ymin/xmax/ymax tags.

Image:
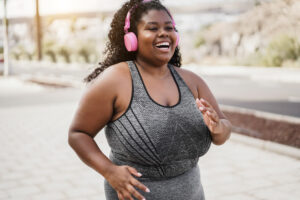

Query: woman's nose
<box><xmin>158</xmin><ymin>28</ymin><xmax>169</xmax><ymax>37</ymax></box>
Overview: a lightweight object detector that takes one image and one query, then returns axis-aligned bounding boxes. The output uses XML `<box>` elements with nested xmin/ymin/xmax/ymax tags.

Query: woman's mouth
<box><xmin>154</xmin><ymin>42</ymin><xmax>170</xmax><ymax>52</ymax></box>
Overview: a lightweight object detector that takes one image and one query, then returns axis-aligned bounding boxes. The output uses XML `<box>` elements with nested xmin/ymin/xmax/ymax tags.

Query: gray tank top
<box><xmin>104</xmin><ymin>61</ymin><xmax>212</xmax><ymax>179</ymax></box>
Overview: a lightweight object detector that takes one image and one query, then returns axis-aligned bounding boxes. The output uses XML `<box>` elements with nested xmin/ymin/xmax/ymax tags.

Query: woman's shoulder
<box><xmin>99</xmin><ymin>61</ymin><xmax>129</xmax><ymax>78</ymax></box>
<box><xmin>172</xmin><ymin>65</ymin><xmax>203</xmax><ymax>82</ymax></box>
<box><xmin>85</xmin><ymin>62</ymin><xmax>131</xmax><ymax>97</ymax></box>
<box><xmin>172</xmin><ymin>66</ymin><xmax>188</xmax><ymax>76</ymax></box>
<box><xmin>172</xmin><ymin>65</ymin><xmax>207</xmax><ymax>98</ymax></box>
<box><xmin>90</xmin><ymin>62</ymin><xmax>130</xmax><ymax>85</ymax></box>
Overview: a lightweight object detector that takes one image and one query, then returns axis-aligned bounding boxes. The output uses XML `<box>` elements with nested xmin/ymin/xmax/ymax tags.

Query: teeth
<box><xmin>155</xmin><ymin>42</ymin><xmax>170</xmax><ymax>47</ymax></box>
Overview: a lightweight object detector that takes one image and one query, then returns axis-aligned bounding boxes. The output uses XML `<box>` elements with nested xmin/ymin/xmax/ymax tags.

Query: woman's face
<box><xmin>136</xmin><ymin>9</ymin><xmax>177</xmax><ymax>64</ymax></box>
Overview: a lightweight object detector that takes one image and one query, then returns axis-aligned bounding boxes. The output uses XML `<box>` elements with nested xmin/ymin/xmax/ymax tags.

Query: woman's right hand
<box><xmin>105</xmin><ymin>165</ymin><xmax>150</xmax><ymax>200</ymax></box>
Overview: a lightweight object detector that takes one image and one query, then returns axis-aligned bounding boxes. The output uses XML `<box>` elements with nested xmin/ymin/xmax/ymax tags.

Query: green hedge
<box><xmin>261</xmin><ymin>34</ymin><xmax>300</xmax><ymax>67</ymax></box>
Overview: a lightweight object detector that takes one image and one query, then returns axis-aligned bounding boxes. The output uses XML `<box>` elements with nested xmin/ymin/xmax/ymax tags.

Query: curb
<box><xmin>19</xmin><ymin>74</ymin><xmax>85</xmax><ymax>89</ymax></box>
<box><xmin>220</xmin><ymin>104</ymin><xmax>300</xmax><ymax>160</ymax></box>
<box><xmin>229</xmin><ymin>132</ymin><xmax>300</xmax><ymax>160</ymax></box>
<box><xmin>220</xmin><ymin>104</ymin><xmax>300</xmax><ymax>124</ymax></box>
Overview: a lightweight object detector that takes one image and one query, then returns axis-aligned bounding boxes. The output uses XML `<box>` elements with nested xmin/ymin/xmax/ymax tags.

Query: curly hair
<box><xmin>84</xmin><ymin>0</ymin><xmax>182</xmax><ymax>83</ymax></box>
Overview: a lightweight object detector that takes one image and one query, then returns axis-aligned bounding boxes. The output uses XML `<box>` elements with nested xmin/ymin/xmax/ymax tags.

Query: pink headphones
<box><xmin>124</xmin><ymin>0</ymin><xmax>179</xmax><ymax>52</ymax></box>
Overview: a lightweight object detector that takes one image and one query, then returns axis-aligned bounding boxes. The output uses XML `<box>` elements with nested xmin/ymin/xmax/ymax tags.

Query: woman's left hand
<box><xmin>195</xmin><ymin>98</ymin><xmax>222</xmax><ymax>134</ymax></box>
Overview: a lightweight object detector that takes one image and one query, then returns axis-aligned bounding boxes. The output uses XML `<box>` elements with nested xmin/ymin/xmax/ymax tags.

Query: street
<box><xmin>204</xmin><ymin>74</ymin><xmax>300</xmax><ymax>118</ymax></box>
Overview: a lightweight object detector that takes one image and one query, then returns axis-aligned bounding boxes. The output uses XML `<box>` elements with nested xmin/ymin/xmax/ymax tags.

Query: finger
<box><xmin>199</xmin><ymin>106</ymin><xmax>206</xmax><ymax>113</ymax></box>
<box><xmin>127</xmin><ymin>184</ymin><xmax>146</xmax><ymax>200</ymax></box>
<box><xmin>122</xmin><ymin>191</ymin><xmax>134</xmax><ymax>200</ymax></box>
<box><xmin>196</xmin><ymin>98</ymin><xmax>207</xmax><ymax>112</ymax></box>
<box><xmin>126</xmin><ymin>166</ymin><xmax>142</xmax><ymax>177</ymax></box>
<box><xmin>117</xmin><ymin>192</ymin><xmax>124</xmax><ymax>200</ymax></box>
<box><xmin>207</xmin><ymin>110</ymin><xmax>219</xmax><ymax>122</ymax></box>
<box><xmin>195</xmin><ymin>98</ymin><xmax>201</xmax><ymax>106</ymax></box>
<box><xmin>205</xmin><ymin>106</ymin><xmax>214</xmax><ymax>113</ymax></box>
<box><xmin>200</xmin><ymin>98</ymin><xmax>212</xmax><ymax>108</ymax></box>
<box><xmin>203</xmin><ymin>106</ymin><xmax>219</xmax><ymax>121</ymax></box>
<box><xmin>131</xmin><ymin>178</ymin><xmax>150</xmax><ymax>193</ymax></box>
<box><xmin>210</xmin><ymin>119</ymin><xmax>217</xmax><ymax>127</ymax></box>
<box><xmin>196</xmin><ymin>98</ymin><xmax>205</xmax><ymax>108</ymax></box>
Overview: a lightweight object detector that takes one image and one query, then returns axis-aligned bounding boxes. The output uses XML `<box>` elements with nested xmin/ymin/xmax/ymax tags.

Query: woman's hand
<box><xmin>105</xmin><ymin>165</ymin><xmax>150</xmax><ymax>200</ymax></box>
<box><xmin>195</xmin><ymin>98</ymin><xmax>222</xmax><ymax>134</ymax></box>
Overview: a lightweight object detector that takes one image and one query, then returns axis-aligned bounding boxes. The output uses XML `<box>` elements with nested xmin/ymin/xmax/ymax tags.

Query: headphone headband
<box><xmin>124</xmin><ymin>0</ymin><xmax>149</xmax><ymax>33</ymax></box>
<box><xmin>124</xmin><ymin>0</ymin><xmax>176</xmax><ymax>33</ymax></box>
<box><xmin>124</xmin><ymin>12</ymin><xmax>131</xmax><ymax>33</ymax></box>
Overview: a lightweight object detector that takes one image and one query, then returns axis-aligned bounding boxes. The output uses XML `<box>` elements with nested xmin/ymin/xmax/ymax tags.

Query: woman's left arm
<box><xmin>193</xmin><ymin>74</ymin><xmax>232</xmax><ymax>145</ymax></box>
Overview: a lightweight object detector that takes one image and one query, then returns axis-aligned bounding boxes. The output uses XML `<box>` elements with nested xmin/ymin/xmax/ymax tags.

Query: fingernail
<box><xmin>146</xmin><ymin>188</ymin><xmax>150</xmax><ymax>193</ymax></box>
<box><xmin>137</xmin><ymin>172</ymin><xmax>142</xmax><ymax>176</ymax></box>
<box><xmin>142</xmin><ymin>198</ymin><xmax>146</xmax><ymax>200</ymax></box>
<box><xmin>199</xmin><ymin>107</ymin><xmax>204</xmax><ymax>110</ymax></box>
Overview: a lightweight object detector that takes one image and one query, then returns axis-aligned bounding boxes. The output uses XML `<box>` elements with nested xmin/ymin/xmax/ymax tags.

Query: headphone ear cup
<box><xmin>175</xmin><ymin>32</ymin><xmax>179</xmax><ymax>47</ymax></box>
<box><xmin>124</xmin><ymin>32</ymin><xmax>138</xmax><ymax>52</ymax></box>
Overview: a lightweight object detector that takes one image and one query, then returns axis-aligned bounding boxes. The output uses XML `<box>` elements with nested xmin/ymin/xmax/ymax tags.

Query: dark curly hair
<box><xmin>84</xmin><ymin>0</ymin><xmax>182</xmax><ymax>83</ymax></box>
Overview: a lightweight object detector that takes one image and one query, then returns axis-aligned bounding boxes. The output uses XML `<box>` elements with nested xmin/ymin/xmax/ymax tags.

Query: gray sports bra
<box><xmin>104</xmin><ymin>61</ymin><xmax>212</xmax><ymax>179</ymax></box>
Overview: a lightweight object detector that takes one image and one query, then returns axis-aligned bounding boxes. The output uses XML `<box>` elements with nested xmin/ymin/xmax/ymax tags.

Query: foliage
<box><xmin>41</xmin><ymin>40</ymin><xmax>98</xmax><ymax>63</ymax></box>
<box><xmin>78</xmin><ymin>47</ymin><xmax>89</xmax><ymax>63</ymax></box>
<box><xmin>242</xmin><ymin>34</ymin><xmax>300</xmax><ymax>67</ymax></box>
<box><xmin>194</xmin><ymin>24</ymin><xmax>212</xmax><ymax>48</ymax></box>
<box><xmin>44</xmin><ymin>49</ymin><xmax>57</xmax><ymax>62</ymax></box>
<box><xmin>194</xmin><ymin>34</ymin><xmax>206</xmax><ymax>48</ymax></box>
<box><xmin>57</xmin><ymin>46</ymin><xmax>71</xmax><ymax>63</ymax></box>
<box><xmin>43</xmin><ymin>39</ymin><xmax>57</xmax><ymax>62</ymax></box>
<box><xmin>75</xmin><ymin>39</ymin><xmax>98</xmax><ymax>63</ymax></box>
<box><xmin>260</xmin><ymin>34</ymin><xmax>300</xmax><ymax>67</ymax></box>
<box><xmin>10</xmin><ymin>45</ymin><xmax>27</xmax><ymax>60</ymax></box>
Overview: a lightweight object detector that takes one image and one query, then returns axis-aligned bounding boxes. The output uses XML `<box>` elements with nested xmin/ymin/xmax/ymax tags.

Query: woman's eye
<box><xmin>148</xmin><ymin>27</ymin><xmax>158</xmax><ymax>31</ymax></box>
<box><xmin>166</xmin><ymin>26</ymin><xmax>174</xmax><ymax>31</ymax></box>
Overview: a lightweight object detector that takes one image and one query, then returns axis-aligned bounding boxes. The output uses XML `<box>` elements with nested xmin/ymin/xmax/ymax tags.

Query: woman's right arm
<box><xmin>68</xmin><ymin>64</ymin><xmax>149</xmax><ymax>200</ymax></box>
<box><xmin>68</xmin><ymin>66</ymin><xmax>117</xmax><ymax>178</ymax></box>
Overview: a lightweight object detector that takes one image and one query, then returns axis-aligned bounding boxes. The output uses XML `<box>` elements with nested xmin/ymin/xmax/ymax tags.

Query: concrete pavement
<box><xmin>4</xmin><ymin>60</ymin><xmax>300</xmax><ymax>87</ymax></box>
<box><xmin>0</xmin><ymin>78</ymin><xmax>299</xmax><ymax>200</ymax></box>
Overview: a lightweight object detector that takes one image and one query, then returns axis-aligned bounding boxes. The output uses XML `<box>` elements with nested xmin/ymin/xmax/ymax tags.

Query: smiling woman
<box><xmin>68</xmin><ymin>0</ymin><xmax>232</xmax><ymax>200</ymax></box>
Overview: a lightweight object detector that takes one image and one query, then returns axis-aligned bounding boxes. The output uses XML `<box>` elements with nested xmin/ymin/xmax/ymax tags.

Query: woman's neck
<box><xmin>135</xmin><ymin>58</ymin><xmax>170</xmax><ymax>79</ymax></box>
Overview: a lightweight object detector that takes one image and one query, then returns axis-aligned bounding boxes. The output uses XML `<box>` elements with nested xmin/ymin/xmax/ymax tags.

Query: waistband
<box><xmin>109</xmin><ymin>152</ymin><xmax>199</xmax><ymax>180</ymax></box>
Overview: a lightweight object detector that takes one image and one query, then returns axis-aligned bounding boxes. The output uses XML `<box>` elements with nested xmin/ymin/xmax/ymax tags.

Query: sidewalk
<box><xmin>184</xmin><ymin>63</ymin><xmax>300</xmax><ymax>84</ymax></box>
<box><xmin>0</xmin><ymin>82</ymin><xmax>299</xmax><ymax>200</ymax></box>
<box><xmin>2</xmin><ymin>61</ymin><xmax>300</xmax><ymax>87</ymax></box>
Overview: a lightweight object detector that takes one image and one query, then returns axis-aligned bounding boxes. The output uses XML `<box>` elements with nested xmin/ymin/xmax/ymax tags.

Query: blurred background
<box><xmin>0</xmin><ymin>0</ymin><xmax>299</xmax><ymax>199</ymax></box>
<box><xmin>1</xmin><ymin>0</ymin><xmax>300</xmax><ymax>66</ymax></box>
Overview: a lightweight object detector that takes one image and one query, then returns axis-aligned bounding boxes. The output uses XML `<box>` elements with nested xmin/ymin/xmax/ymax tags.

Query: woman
<box><xmin>68</xmin><ymin>0</ymin><xmax>232</xmax><ymax>199</ymax></box>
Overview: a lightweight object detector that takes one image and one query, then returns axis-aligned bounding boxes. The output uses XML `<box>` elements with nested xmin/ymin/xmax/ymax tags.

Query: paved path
<box><xmin>0</xmin><ymin>83</ymin><xmax>299</xmax><ymax>200</ymax></box>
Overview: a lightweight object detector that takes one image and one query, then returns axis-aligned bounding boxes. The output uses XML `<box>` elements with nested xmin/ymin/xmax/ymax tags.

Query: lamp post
<box><xmin>2</xmin><ymin>0</ymin><xmax>9</xmax><ymax>76</ymax></box>
<box><xmin>35</xmin><ymin>0</ymin><xmax>42</xmax><ymax>60</ymax></box>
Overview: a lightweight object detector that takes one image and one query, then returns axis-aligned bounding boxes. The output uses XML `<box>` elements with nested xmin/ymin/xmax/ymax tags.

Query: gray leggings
<box><xmin>104</xmin><ymin>165</ymin><xmax>205</xmax><ymax>200</ymax></box>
